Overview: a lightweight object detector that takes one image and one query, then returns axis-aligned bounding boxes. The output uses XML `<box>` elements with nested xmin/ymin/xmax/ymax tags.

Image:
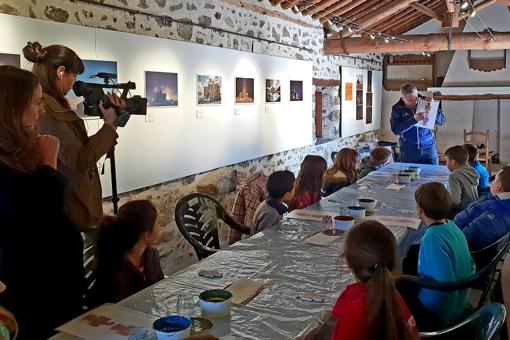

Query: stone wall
<box><xmin>1</xmin><ymin>0</ymin><xmax>382</xmax><ymax>274</ymax></box>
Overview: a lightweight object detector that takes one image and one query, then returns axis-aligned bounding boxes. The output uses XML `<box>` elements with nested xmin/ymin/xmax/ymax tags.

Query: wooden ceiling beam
<box><xmin>302</xmin><ymin>0</ymin><xmax>345</xmax><ymax>16</ymax></box>
<box><xmin>442</xmin><ymin>0</ymin><xmax>455</xmax><ymax>12</ymax></box>
<box><xmin>342</xmin><ymin>0</ymin><xmax>393</xmax><ymax>22</ymax></box>
<box><xmin>270</xmin><ymin>0</ymin><xmax>286</xmax><ymax>5</ymax></box>
<box><xmin>297</xmin><ymin>0</ymin><xmax>324</xmax><ymax>12</ymax></box>
<box><xmin>496</xmin><ymin>0</ymin><xmax>510</xmax><ymax>5</ymax></box>
<box><xmin>312</xmin><ymin>0</ymin><xmax>354</xmax><ymax>20</ymax></box>
<box><xmin>371</xmin><ymin>0</ymin><xmax>437</xmax><ymax>31</ymax></box>
<box><xmin>317</xmin><ymin>0</ymin><xmax>365</xmax><ymax>20</ymax></box>
<box><xmin>324</xmin><ymin>31</ymin><xmax>510</xmax><ymax>54</ymax></box>
<box><xmin>339</xmin><ymin>0</ymin><xmax>417</xmax><ymax>38</ymax></box>
<box><xmin>381</xmin><ymin>12</ymin><xmax>426</xmax><ymax>34</ymax></box>
<box><xmin>459</xmin><ymin>0</ymin><xmax>497</xmax><ymax>19</ymax></box>
<box><xmin>410</xmin><ymin>2</ymin><xmax>442</xmax><ymax>21</ymax></box>
<box><xmin>282</xmin><ymin>0</ymin><xmax>302</xmax><ymax>10</ymax></box>
<box><xmin>390</xmin><ymin>14</ymin><xmax>432</xmax><ymax>34</ymax></box>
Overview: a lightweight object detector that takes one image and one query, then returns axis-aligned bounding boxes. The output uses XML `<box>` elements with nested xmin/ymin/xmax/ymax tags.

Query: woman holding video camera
<box><xmin>0</xmin><ymin>65</ymin><xmax>83</xmax><ymax>339</ymax></box>
<box><xmin>23</xmin><ymin>42</ymin><xmax>122</xmax><ymax>231</ymax></box>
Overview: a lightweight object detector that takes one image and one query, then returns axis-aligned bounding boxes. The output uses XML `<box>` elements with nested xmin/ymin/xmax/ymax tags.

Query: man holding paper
<box><xmin>390</xmin><ymin>84</ymin><xmax>444</xmax><ymax>164</ymax></box>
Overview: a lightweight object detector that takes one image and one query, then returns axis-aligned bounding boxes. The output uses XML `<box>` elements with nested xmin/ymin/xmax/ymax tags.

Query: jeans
<box><xmin>399</xmin><ymin>143</ymin><xmax>439</xmax><ymax>165</ymax></box>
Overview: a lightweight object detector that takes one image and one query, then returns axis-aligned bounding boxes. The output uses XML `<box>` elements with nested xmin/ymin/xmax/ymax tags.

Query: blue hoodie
<box><xmin>470</xmin><ymin>160</ymin><xmax>490</xmax><ymax>191</ymax></box>
<box><xmin>454</xmin><ymin>194</ymin><xmax>510</xmax><ymax>250</ymax></box>
<box><xmin>390</xmin><ymin>95</ymin><xmax>444</xmax><ymax>149</ymax></box>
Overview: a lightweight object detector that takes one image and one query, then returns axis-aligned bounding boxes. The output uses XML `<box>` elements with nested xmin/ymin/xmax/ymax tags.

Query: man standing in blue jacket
<box><xmin>454</xmin><ymin>166</ymin><xmax>510</xmax><ymax>250</ymax></box>
<box><xmin>391</xmin><ymin>84</ymin><xmax>445</xmax><ymax>164</ymax></box>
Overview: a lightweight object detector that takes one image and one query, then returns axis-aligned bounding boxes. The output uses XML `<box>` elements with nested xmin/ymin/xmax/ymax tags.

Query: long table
<box><xmin>53</xmin><ymin>162</ymin><xmax>449</xmax><ymax>339</ymax></box>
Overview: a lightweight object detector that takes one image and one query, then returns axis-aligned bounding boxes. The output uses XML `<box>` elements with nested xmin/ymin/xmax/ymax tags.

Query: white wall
<box><xmin>0</xmin><ymin>13</ymin><xmax>313</xmax><ymax>195</ymax></box>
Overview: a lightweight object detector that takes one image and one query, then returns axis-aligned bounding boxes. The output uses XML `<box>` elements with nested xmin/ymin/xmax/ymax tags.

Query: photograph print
<box><xmin>265</xmin><ymin>79</ymin><xmax>281</xmax><ymax>103</ymax></box>
<box><xmin>290</xmin><ymin>80</ymin><xmax>303</xmax><ymax>101</ymax></box>
<box><xmin>197</xmin><ymin>75</ymin><xmax>222</xmax><ymax>105</ymax></box>
<box><xmin>235</xmin><ymin>77</ymin><xmax>254</xmax><ymax>104</ymax></box>
<box><xmin>0</xmin><ymin>53</ymin><xmax>20</xmax><ymax>67</ymax></box>
<box><xmin>67</xmin><ymin>59</ymin><xmax>118</xmax><ymax>108</ymax></box>
<box><xmin>145</xmin><ymin>71</ymin><xmax>178</xmax><ymax>107</ymax></box>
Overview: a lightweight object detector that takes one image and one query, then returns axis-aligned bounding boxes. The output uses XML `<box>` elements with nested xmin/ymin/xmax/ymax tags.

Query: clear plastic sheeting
<box><xmin>116</xmin><ymin>163</ymin><xmax>449</xmax><ymax>339</ymax></box>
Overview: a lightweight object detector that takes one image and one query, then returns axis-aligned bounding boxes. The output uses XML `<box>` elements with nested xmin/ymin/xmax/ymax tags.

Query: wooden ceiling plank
<box><xmin>442</xmin><ymin>0</ymin><xmax>455</xmax><ymax>12</ymax></box>
<box><xmin>319</xmin><ymin>0</ymin><xmax>366</xmax><ymax>20</ymax></box>
<box><xmin>340</xmin><ymin>0</ymin><xmax>418</xmax><ymax>38</ymax></box>
<box><xmin>410</xmin><ymin>2</ymin><xmax>442</xmax><ymax>20</ymax></box>
<box><xmin>282</xmin><ymin>0</ymin><xmax>302</xmax><ymax>10</ymax></box>
<box><xmin>342</xmin><ymin>0</ymin><xmax>392</xmax><ymax>22</ymax></box>
<box><xmin>324</xmin><ymin>31</ymin><xmax>510</xmax><ymax>54</ymax></box>
<box><xmin>313</xmin><ymin>0</ymin><xmax>354</xmax><ymax>20</ymax></box>
<box><xmin>298</xmin><ymin>0</ymin><xmax>324</xmax><ymax>12</ymax></box>
<box><xmin>302</xmin><ymin>0</ymin><xmax>345</xmax><ymax>16</ymax></box>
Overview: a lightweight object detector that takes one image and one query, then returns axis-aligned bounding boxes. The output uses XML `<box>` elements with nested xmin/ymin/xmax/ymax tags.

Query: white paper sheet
<box><xmin>370</xmin><ymin>215</ymin><xmax>422</xmax><ymax>229</ymax></box>
<box><xmin>287</xmin><ymin>209</ymin><xmax>338</xmax><ymax>222</ymax></box>
<box><xmin>56</xmin><ymin>304</ymin><xmax>155</xmax><ymax>340</ymax></box>
<box><xmin>304</xmin><ymin>232</ymin><xmax>343</xmax><ymax>245</ymax></box>
<box><xmin>385</xmin><ymin>183</ymin><xmax>406</xmax><ymax>190</ymax></box>
<box><xmin>414</xmin><ymin>98</ymin><xmax>440</xmax><ymax>130</ymax></box>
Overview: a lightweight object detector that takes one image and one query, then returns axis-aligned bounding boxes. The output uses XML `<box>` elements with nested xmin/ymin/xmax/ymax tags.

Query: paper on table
<box><xmin>226</xmin><ymin>278</ymin><xmax>264</xmax><ymax>305</ymax></box>
<box><xmin>287</xmin><ymin>209</ymin><xmax>337</xmax><ymax>221</ymax></box>
<box><xmin>414</xmin><ymin>98</ymin><xmax>439</xmax><ymax>130</ymax></box>
<box><xmin>385</xmin><ymin>183</ymin><xmax>406</xmax><ymax>190</ymax></box>
<box><xmin>304</xmin><ymin>232</ymin><xmax>343</xmax><ymax>245</ymax></box>
<box><xmin>370</xmin><ymin>215</ymin><xmax>421</xmax><ymax>229</ymax></box>
<box><xmin>57</xmin><ymin>303</ymin><xmax>155</xmax><ymax>340</ymax></box>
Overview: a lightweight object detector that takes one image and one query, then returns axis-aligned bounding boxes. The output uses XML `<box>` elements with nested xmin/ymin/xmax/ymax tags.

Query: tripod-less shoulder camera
<box><xmin>73</xmin><ymin>72</ymin><xmax>147</xmax><ymax>127</ymax></box>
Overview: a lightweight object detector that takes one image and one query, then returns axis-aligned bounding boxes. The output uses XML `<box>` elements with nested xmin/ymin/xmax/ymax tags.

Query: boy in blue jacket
<box><xmin>454</xmin><ymin>166</ymin><xmax>510</xmax><ymax>250</ymax></box>
<box><xmin>463</xmin><ymin>143</ymin><xmax>490</xmax><ymax>195</ymax></box>
<box><xmin>390</xmin><ymin>84</ymin><xmax>444</xmax><ymax>164</ymax></box>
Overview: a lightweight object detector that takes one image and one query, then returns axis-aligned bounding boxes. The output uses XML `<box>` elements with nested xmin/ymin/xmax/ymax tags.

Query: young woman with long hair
<box><xmin>323</xmin><ymin>148</ymin><xmax>358</xmax><ymax>196</ymax></box>
<box><xmin>23</xmin><ymin>41</ymin><xmax>123</xmax><ymax>231</ymax></box>
<box><xmin>331</xmin><ymin>220</ymin><xmax>419</xmax><ymax>340</ymax></box>
<box><xmin>0</xmin><ymin>65</ymin><xmax>83</xmax><ymax>339</ymax></box>
<box><xmin>92</xmin><ymin>200</ymin><xmax>164</xmax><ymax>305</ymax></box>
<box><xmin>288</xmin><ymin>155</ymin><xmax>327</xmax><ymax>211</ymax></box>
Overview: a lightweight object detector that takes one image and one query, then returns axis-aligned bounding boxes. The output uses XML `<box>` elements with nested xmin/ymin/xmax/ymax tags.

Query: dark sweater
<box><xmin>93</xmin><ymin>247</ymin><xmax>164</xmax><ymax>305</ymax></box>
<box><xmin>0</xmin><ymin>164</ymin><xmax>84</xmax><ymax>340</ymax></box>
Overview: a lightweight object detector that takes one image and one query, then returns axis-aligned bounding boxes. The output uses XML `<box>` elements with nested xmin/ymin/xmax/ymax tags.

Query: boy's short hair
<box><xmin>463</xmin><ymin>144</ymin><xmax>479</xmax><ymax>163</ymax></box>
<box><xmin>445</xmin><ymin>145</ymin><xmax>469</xmax><ymax>165</ymax></box>
<box><xmin>497</xmin><ymin>166</ymin><xmax>510</xmax><ymax>192</ymax></box>
<box><xmin>370</xmin><ymin>147</ymin><xmax>392</xmax><ymax>166</ymax></box>
<box><xmin>266</xmin><ymin>170</ymin><xmax>295</xmax><ymax>199</ymax></box>
<box><xmin>415</xmin><ymin>182</ymin><xmax>452</xmax><ymax>220</ymax></box>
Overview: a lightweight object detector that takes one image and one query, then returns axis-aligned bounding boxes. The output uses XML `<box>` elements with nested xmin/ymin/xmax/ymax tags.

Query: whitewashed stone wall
<box><xmin>1</xmin><ymin>0</ymin><xmax>382</xmax><ymax>274</ymax></box>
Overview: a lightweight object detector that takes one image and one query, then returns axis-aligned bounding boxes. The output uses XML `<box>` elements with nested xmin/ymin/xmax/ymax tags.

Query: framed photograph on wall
<box><xmin>355</xmin><ymin>74</ymin><xmax>364</xmax><ymax>121</ymax></box>
<box><xmin>0</xmin><ymin>53</ymin><xmax>20</xmax><ymax>67</ymax></box>
<box><xmin>290</xmin><ymin>80</ymin><xmax>303</xmax><ymax>101</ymax></box>
<box><xmin>197</xmin><ymin>75</ymin><xmax>222</xmax><ymax>105</ymax></box>
<box><xmin>67</xmin><ymin>59</ymin><xmax>118</xmax><ymax>109</ymax></box>
<box><xmin>235</xmin><ymin>77</ymin><xmax>254</xmax><ymax>104</ymax></box>
<box><xmin>145</xmin><ymin>71</ymin><xmax>178</xmax><ymax>107</ymax></box>
<box><xmin>265</xmin><ymin>79</ymin><xmax>281</xmax><ymax>103</ymax></box>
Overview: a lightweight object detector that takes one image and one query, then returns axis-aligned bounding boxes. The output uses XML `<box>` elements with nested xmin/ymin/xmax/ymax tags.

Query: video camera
<box><xmin>73</xmin><ymin>72</ymin><xmax>147</xmax><ymax>127</ymax></box>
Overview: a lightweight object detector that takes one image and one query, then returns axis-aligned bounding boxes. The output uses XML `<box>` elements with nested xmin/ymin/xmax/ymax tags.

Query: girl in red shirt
<box><xmin>332</xmin><ymin>221</ymin><xmax>419</xmax><ymax>340</ymax></box>
<box><xmin>288</xmin><ymin>155</ymin><xmax>327</xmax><ymax>211</ymax></box>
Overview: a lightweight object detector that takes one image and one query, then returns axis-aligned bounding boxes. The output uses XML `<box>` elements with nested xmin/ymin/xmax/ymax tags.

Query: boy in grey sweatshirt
<box><xmin>251</xmin><ymin>170</ymin><xmax>295</xmax><ymax>233</ymax></box>
<box><xmin>445</xmin><ymin>145</ymin><xmax>480</xmax><ymax>212</ymax></box>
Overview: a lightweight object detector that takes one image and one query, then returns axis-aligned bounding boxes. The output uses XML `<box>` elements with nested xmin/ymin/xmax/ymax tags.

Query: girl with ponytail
<box><xmin>331</xmin><ymin>221</ymin><xmax>419</xmax><ymax>340</ymax></box>
<box><xmin>92</xmin><ymin>200</ymin><xmax>164</xmax><ymax>305</ymax></box>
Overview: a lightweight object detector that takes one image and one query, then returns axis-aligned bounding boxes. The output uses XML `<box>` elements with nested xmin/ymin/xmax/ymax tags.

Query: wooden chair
<box><xmin>464</xmin><ymin>129</ymin><xmax>492</xmax><ymax>172</ymax></box>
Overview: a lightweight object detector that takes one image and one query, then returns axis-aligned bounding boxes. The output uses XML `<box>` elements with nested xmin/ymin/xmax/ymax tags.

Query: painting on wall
<box><xmin>265</xmin><ymin>79</ymin><xmax>281</xmax><ymax>103</ymax></box>
<box><xmin>0</xmin><ymin>53</ymin><xmax>20</xmax><ymax>67</ymax></box>
<box><xmin>197</xmin><ymin>75</ymin><xmax>222</xmax><ymax>105</ymax></box>
<box><xmin>145</xmin><ymin>71</ymin><xmax>178</xmax><ymax>107</ymax></box>
<box><xmin>355</xmin><ymin>74</ymin><xmax>364</xmax><ymax>121</ymax></box>
<box><xmin>345</xmin><ymin>82</ymin><xmax>353</xmax><ymax>101</ymax></box>
<box><xmin>67</xmin><ymin>59</ymin><xmax>118</xmax><ymax>108</ymax></box>
<box><xmin>290</xmin><ymin>80</ymin><xmax>303</xmax><ymax>101</ymax></box>
<box><xmin>235</xmin><ymin>77</ymin><xmax>254</xmax><ymax>104</ymax></box>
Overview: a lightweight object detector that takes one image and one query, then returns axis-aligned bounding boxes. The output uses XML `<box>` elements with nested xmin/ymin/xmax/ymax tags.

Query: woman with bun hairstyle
<box><xmin>92</xmin><ymin>200</ymin><xmax>164</xmax><ymax>305</ymax></box>
<box><xmin>331</xmin><ymin>220</ymin><xmax>419</xmax><ymax>340</ymax></box>
<box><xmin>0</xmin><ymin>65</ymin><xmax>83</xmax><ymax>339</ymax></box>
<box><xmin>23</xmin><ymin>42</ymin><xmax>122</xmax><ymax>231</ymax></box>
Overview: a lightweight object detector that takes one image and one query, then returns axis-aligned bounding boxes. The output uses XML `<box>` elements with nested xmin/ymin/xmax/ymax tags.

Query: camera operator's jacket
<box><xmin>37</xmin><ymin>94</ymin><xmax>118</xmax><ymax>231</ymax></box>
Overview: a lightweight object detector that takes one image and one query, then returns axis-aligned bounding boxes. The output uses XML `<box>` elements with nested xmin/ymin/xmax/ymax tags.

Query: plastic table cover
<box><xmin>116</xmin><ymin>163</ymin><xmax>450</xmax><ymax>339</ymax></box>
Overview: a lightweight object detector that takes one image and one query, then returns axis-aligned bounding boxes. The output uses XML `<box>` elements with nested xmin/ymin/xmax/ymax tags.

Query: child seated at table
<box><xmin>288</xmin><ymin>155</ymin><xmax>327</xmax><ymax>211</ymax></box>
<box><xmin>463</xmin><ymin>143</ymin><xmax>490</xmax><ymax>195</ymax></box>
<box><xmin>359</xmin><ymin>147</ymin><xmax>393</xmax><ymax>178</ymax></box>
<box><xmin>323</xmin><ymin>148</ymin><xmax>358</xmax><ymax>196</ymax></box>
<box><xmin>92</xmin><ymin>200</ymin><xmax>164</xmax><ymax>305</ymax></box>
<box><xmin>403</xmin><ymin>182</ymin><xmax>475</xmax><ymax>329</ymax></box>
<box><xmin>331</xmin><ymin>220</ymin><xmax>419</xmax><ymax>340</ymax></box>
<box><xmin>445</xmin><ymin>145</ymin><xmax>479</xmax><ymax>215</ymax></box>
<box><xmin>251</xmin><ymin>170</ymin><xmax>295</xmax><ymax>233</ymax></box>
